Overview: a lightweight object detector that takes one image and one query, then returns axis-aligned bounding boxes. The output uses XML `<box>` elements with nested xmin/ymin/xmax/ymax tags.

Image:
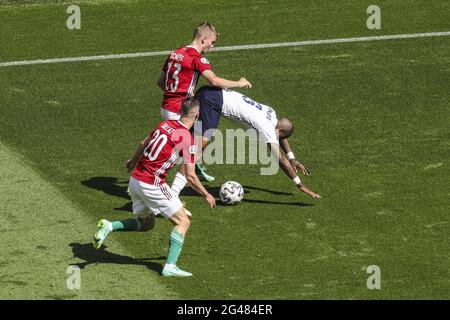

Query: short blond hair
<box><xmin>192</xmin><ymin>22</ymin><xmax>219</xmax><ymax>40</ymax></box>
<box><xmin>180</xmin><ymin>98</ymin><xmax>200</xmax><ymax>118</ymax></box>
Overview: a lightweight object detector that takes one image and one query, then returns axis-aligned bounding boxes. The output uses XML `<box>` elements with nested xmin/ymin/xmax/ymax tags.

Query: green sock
<box><xmin>111</xmin><ymin>218</ymin><xmax>141</xmax><ymax>231</ymax></box>
<box><xmin>166</xmin><ymin>230</ymin><xmax>184</xmax><ymax>265</ymax></box>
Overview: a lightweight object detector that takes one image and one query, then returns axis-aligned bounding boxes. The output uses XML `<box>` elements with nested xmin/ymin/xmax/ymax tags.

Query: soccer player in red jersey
<box><xmin>157</xmin><ymin>22</ymin><xmax>252</xmax><ymax>190</ymax></box>
<box><xmin>94</xmin><ymin>99</ymin><xmax>215</xmax><ymax>277</ymax></box>
<box><xmin>157</xmin><ymin>22</ymin><xmax>252</xmax><ymax>120</ymax></box>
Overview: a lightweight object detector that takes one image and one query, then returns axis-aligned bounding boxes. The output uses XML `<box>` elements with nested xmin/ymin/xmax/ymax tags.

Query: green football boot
<box><xmin>195</xmin><ymin>164</ymin><xmax>215</xmax><ymax>182</ymax></box>
<box><xmin>162</xmin><ymin>264</ymin><xmax>193</xmax><ymax>277</ymax></box>
<box><xmin>93</xmin><ymin>219</ymin><xmax>113</xmax><ymax>249</ymax></box>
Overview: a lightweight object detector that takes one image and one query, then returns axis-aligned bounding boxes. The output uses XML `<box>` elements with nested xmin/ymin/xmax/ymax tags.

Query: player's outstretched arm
<box><xmin>280</xmin><ymin>138</ymin><xmax>310</xmax><ymax>176</ymax></box>
<box><xmin>297</xmin><ymin>184</ymin><xmax>321</xmax><ymax>199</ymax></box>
<box><xmin>202</xmin><ymin>70</ymin><xmax>252</xmax><ymax>89</ymax></box>
<box><xmin>270</xmin><ymin>143</ymin><xmax>321</xmax><ymax>199</ymax></box>
<box><xmin>184</xmin><ymin>163</ymin><xmax>216</xmax><ymax>208</ymax></box>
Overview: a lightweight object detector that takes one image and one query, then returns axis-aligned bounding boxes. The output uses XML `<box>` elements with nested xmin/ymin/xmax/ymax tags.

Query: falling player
<box><xmin>157</xmin><ymin>21</ymin><xmax>252</xmax><ymax>183</ymax></box>
<box><xmin>174</xmin><ymin>86</ymin><xmax>322</xmax><ymax>199</ymax></box>
<box><xmin>93</xmin><ymin>99</ymin><xmax>216</xmax><ymax>277</ymax></box>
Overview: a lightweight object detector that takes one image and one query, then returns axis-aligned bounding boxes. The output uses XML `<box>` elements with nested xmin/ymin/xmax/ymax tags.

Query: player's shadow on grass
<box><xmin>179</xmin><ymin>185</ymin><xmax>292</xmax><ymax>197</ymax></box>
<box><xmin>81</xmin><ymin>176</ymin><xmax>310</xmax><ymax>209</ymax></box>
<box><xmin>69</xmin><ymin>243</ymin><xmax>165</xmax><ymax>274</ymax></box>
<box><xmin>182</xmin><ymin>186</ymin><xmax>311</xmax><ymax>207</ymax></box>
<box><xmin>81</xmin><ymin>176</ymin><xmax>130</xmax><ymax>200</ymax></box>
<box><xmin>81</xmin><ymin>176</ymin><xmax>133</xmax><ymax>212</ymax></box>
<box><xmin>242</xmin><ymin>185</ymin><xmax>293</xmax><ymax>196</ymax></box>
<box><xmin>239</xmin><ymin>199</ymin><xmax>314</xmax><ymax>207</ymax></box>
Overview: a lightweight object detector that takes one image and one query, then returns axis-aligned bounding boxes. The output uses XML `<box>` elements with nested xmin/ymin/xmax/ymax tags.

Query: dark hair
<box><xmin>180</xmin><ymin>98</ymin><xmax>200</xmax><ymax>117</ymax></box>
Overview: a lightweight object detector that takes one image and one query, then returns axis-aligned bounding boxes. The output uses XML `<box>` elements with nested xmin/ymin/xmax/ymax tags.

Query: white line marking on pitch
<box><xmin>1</xmin><ymin>31</ymin><xmax>449</xmax><ymax>67</ymax></box>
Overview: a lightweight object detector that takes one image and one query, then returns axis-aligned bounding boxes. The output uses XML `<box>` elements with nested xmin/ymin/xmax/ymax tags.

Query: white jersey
<box><xmin>221</xmin><ymin>89</ymin><xmax>279</xmax><ymax>144</ymax></box>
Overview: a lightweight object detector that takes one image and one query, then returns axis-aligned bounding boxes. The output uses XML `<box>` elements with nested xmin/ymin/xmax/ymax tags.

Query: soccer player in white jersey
<box><xmin>172</xmin><ymin>86</ymin><xmax>321</xmax><ymax>199</ymax></box>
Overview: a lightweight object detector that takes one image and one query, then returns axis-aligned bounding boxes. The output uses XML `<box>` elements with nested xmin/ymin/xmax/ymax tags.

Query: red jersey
<box><xmin>161</xmin><ymin>46</ymin><xmax>212</xmax><ymax>113</ymax></box>
<box><xmin>131</xmin><ymin>120</ymin><xmax>196</xmax><ymax>186</ymax></box>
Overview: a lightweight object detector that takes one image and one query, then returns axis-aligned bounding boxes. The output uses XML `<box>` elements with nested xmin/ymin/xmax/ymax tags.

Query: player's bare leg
<box><xmin>162</xmin><ymin>208</ymin><xmax>193</xmax><ymax>277</ymax></box>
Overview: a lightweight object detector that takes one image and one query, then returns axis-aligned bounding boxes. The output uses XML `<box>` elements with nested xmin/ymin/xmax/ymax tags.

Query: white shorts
<box><xmin>128</xmin><ymin>176</ymin><xmax>182</xmax><ymax>219</ymax></box>
<box><xmin>160</xmin><ymin>108</ymin><xmax>181</xmax><ymax>120</ymax></box>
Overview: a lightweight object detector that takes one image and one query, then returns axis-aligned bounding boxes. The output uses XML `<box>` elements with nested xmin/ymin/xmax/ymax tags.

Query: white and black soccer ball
<box><xmin>219</xmin><ymin>181</ymin><xmax>244</xmax><ymax>205</ymax></box>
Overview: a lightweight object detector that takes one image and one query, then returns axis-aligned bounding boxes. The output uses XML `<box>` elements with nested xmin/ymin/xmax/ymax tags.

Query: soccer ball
<box><xmin>219</xmin><ymin>181</ymin><xmax>244</xmax><ymax>205</ymax></box>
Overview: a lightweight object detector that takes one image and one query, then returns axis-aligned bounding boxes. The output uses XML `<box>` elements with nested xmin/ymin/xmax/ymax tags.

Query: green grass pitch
<box><xmin>0</xmin><ymin>0</ymin><xmax>449</xmax><ymax>299</ymax></box>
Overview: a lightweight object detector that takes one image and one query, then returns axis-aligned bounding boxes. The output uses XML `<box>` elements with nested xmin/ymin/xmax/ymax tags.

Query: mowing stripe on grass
<box><xmin>1</xmin><ymin>31</ymin><xmax>449</xmax><ymax>67</ymax></box>
<box><xmin>0</xmin><ymin>141</ymin><xmax>176</xmax><ymax>299</ymax></box>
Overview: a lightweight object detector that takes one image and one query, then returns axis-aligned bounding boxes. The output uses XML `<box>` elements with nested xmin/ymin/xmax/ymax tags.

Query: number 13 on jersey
<box><xmin>165</xmin><ymin>62</ymin><xmax>182</xmax><ymax>92</ymax></box>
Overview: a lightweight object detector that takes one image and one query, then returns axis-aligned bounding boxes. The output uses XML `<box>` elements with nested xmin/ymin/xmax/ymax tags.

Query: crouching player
<box><xmin>93</xmin><ymin>98</ymin><xmax>216</xmax><ymax>277</ymax></box>
<box><xmin>185</xmin><ymin>86</ymin><xmax>322</xmax><ymax>199</ymax></box>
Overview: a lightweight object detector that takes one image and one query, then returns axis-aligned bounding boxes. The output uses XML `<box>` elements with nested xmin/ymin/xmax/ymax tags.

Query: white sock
<box><xmin>171</xmin><ymin>172</ymin><xmax>188</xmax><ymax>197</ymax></box>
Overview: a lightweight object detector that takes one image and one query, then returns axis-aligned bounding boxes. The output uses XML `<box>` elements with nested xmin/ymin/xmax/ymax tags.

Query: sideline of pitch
<box><xmin>0</xmin><ymin>31</ymin><xmax>449</xmax><ymax>67</ymax></box>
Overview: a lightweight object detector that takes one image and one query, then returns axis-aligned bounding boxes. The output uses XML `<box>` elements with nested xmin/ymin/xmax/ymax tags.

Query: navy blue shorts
<box><xmin>195</xmin><ymin>86</ymin><xmax>223</xmax><ymax>140</ymax></box>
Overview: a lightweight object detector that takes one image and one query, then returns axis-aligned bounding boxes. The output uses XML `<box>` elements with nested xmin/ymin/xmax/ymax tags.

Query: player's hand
<box><xmin>290</xmin><ymin>160</ymin><xmax>310</xmax><ymax>176</ymax></box>
<box><xmin>238</xmin><ymin>78</ymin><xmax>252</xmax><ymax>89</ymax></box>
<box><xmin>309</xmin><ymin>192</ymin><xmax>322</xmax><ymax>199</ymax></box>
<box><xmin>204</xmin><ymin>193</ymin><xmax>216</xmax><ymax>208</ymax></box>
<box><xmin>297</xmin><ymin>184</ymin><xmax>321</xmax><ymax>199</ymax></box>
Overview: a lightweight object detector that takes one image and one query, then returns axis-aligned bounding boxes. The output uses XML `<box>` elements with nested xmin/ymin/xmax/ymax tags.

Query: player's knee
<box><xmin>180</xmin><ymin>213</ymin><xmax>190</xmax><ymax>230</ymax></box>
